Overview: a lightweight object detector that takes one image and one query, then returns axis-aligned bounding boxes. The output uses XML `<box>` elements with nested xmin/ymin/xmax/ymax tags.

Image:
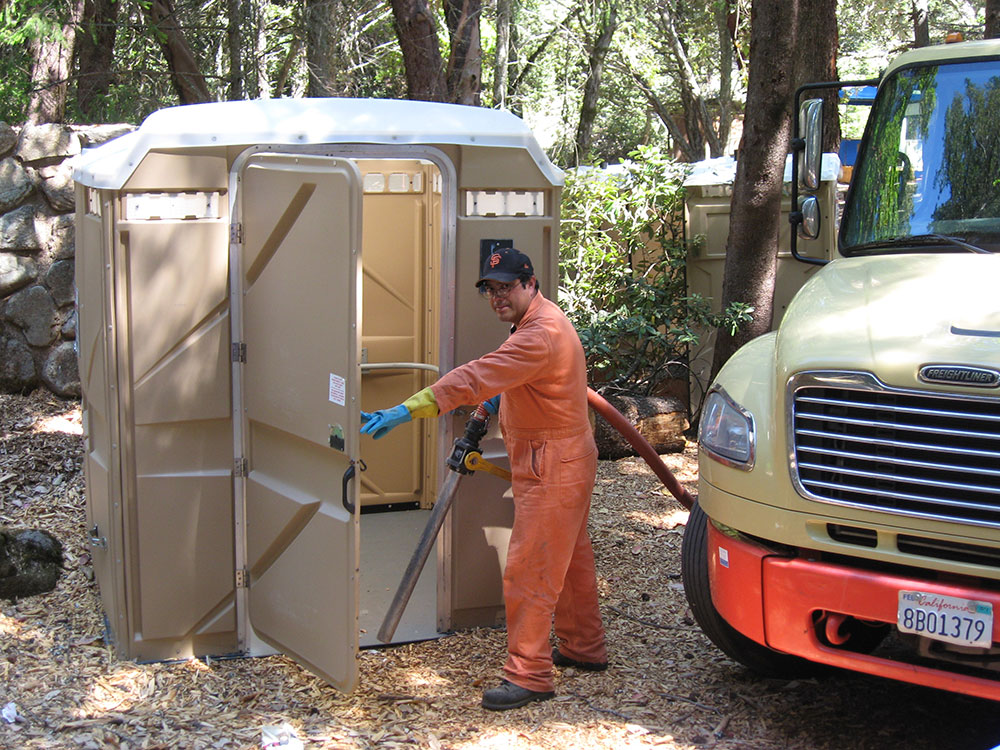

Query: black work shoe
<box><xmin>481</xmin><ymin>679</ymin><xmax>554</xmax><ymax>711</ymax></box>
<box><xmin>552</xmin><ymin>647</ymin><xmax>608</xmax><ymax>672</ymax></box>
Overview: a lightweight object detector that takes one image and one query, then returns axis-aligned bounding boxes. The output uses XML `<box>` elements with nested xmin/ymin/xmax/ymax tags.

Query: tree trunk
<box><xmin>251</xmin><ymin>0</ymin><xmax>267</xmax><ymax>98</ymax></box>
<box><xmin>493</xmin><ymin>0</ymin><xmax>513</xmax><ymax>107</ymax></box>
<box><xmin>444</xmin><ymin>0</ymin><xmax>483</xmax><ymax>105</ymax></box>
<box><xmin>274</xmin><ymin>36</ymin><xmax>302</xmax><ymax>97</ymax></box>
<box><xmin>75</xmin><ymin>0</ymin><xmax>118</xmax><ymax>121</ymax></box>
<box><xmin>27</xmin><ymin>0</ymin><xmax>84</xmax><ymax>124</ymax></box>
<box><xmin>660</xmin><ymin>4</ymin><xmax>723</xmax><ymax>158</ymax></box>
<box><xmin>797</xmin><ymin>0</ymin><xmax>839</xmax><ymax>154</ymax></box>
<box><xmin>987</xmin><ymin>0</ymin><xmax>1000</xmax><ymax>38</ymax></box>
<box><xmin>710</xmin><ymin>0</ymin><xmax>799</xmax><ymax>377</ymax></box>
<box><xmin>574</xmin><ymin>2</ymin><xmax>618</xmax><ymax>164</ymax></box>
<box><xmin>714</xmin><ymin>0</ymin><xmax>734</xmax><ymax>155</ymax></box>
<box><xmin>306</xmin><ymin>0</ymin><xmax>340</xmax><ymax>96</ymax></box>
<box><xmin>911</xmin><ymin>0</ymin><xmax>930</xmax><ymax>47</ymax></box>
<box><xmin>629</xmin><ymin>68</ymin><xmax>699</xmax><ymax>161</ymax></box>
<box><xmin>390</xmin><ymin>0</ymin><xmax>449</xmax><ymax>101</ymax></box>
<box><xmin>508</xmin><ymin>7</ymin><xmax>577</xmax><ymax>105</ymax></box>
<box><xmin>679</xmin><ymin>86</ymin><xmax>705</xmax><ymax>159</ymax></box>
<box><xmin>147</xmin><ymin>0</ymin><xmax>213</xmax><ymax>104</ymax></box>
<box><xmin>227</xmin><ymin>0</ymin><xmax>243</xmax><ymax>100</ymax></box>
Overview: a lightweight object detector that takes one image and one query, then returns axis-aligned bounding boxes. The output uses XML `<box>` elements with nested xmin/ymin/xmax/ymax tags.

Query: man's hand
<box><xmin>360</xmin><ymin>404</ymin><xmax>412</xmax><ymax>439</ymax></box>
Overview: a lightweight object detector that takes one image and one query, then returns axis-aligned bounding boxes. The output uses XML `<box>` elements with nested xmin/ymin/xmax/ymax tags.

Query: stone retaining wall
<box><xmin>0</xmin><ymin>122</ymin><xmax>132</xmax><ymax>397</ymax></box>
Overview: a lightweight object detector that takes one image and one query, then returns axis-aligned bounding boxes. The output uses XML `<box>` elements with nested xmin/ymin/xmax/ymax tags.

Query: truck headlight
<box><xmin>699</xmin><ymin>387</ymin><xmax>755</xmax><ymax>469</ymax></box>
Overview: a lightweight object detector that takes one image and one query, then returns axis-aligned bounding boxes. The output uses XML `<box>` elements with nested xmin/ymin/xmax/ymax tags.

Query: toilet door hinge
<box><xmin>231</xmin><ymin>342</ymin><xmax>247</xmax><ymax>363</ymax></box>
<box><xmin>230</xmin><ymin>222</ymin><xmax>243</xmax><ymax>244</ymax></box>
<box><xmin>235</xmin><ymin>568</ymin><xmax>248</xmax><ymax>588</ymax></box>
<box><xmin>234</xmin><ymin>457</ymin><xmax>248</xmax><ymax>477</ymax></box>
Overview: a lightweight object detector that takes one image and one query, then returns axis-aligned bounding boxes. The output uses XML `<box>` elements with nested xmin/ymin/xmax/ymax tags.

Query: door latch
<box><xmin>89</xmin><ymin>525</ymin><xmax>107</xmax><ymax>549</ymax></box>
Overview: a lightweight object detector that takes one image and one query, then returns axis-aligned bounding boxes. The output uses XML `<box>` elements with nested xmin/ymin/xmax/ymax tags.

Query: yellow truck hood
<box><xmin>775</xmin><ymin>253</ymin><xmax>1000</xmax><ymax>391</ymax></box>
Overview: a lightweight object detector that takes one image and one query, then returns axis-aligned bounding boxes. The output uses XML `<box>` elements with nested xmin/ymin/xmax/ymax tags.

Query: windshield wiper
<box><xmin>924</xmin><ymin>233</ymin><xmax>991</xmax><ymax>254</ymax></box>
<box><xmin>849</xmin><ymin>234</ymin><xmax>992</xmax><ymax>254</ymax></box>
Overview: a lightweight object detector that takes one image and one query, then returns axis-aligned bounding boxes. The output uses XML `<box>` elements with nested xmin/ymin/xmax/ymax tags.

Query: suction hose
<box><xmin>587</xmin><ymin>387</ymin><xmax>694</xmax><ymax>510</ymax></box>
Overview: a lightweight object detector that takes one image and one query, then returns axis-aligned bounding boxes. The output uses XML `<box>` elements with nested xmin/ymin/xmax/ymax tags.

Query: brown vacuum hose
<box><xmin>587</xmin><ymin>387</ymin><xmax>694</xmax><ymax>510</ymax></box>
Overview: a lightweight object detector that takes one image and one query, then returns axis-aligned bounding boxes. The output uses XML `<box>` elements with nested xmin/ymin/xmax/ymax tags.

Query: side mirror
<box><xmin>799</xmin><ymin>99</ymin><xmax>823</xmax><ymax>191</ymax></box>
<box><xmin>797</xmin><ymin>196</ymin><xmax>821</xmax><ymax>240</ymax></box>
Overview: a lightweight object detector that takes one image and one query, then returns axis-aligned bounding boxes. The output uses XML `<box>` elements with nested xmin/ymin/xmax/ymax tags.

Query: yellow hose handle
<box><xmin>463</xmin><ymin>451</ymin><xmax>512</xmax><ymax>482</ymax></box>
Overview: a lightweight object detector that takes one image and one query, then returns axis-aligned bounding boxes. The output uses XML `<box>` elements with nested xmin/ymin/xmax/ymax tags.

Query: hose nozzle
<box><xmin>446</xmin><ymin>404</ymin><xmax>492</xmax><ymax>474</ymax></box>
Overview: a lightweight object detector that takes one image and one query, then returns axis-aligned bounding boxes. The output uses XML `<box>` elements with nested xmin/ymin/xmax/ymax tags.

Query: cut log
<box><xmin>593</xmin><ymin>393</ymin><xmax>689</xmax><ymax>460</ymax></box>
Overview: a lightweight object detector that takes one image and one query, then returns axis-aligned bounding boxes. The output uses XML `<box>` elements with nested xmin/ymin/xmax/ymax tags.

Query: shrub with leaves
<box><xmin>559</xmin><ymin>145</ymin><xmax>753</xmax><ymax>399</ymax></box>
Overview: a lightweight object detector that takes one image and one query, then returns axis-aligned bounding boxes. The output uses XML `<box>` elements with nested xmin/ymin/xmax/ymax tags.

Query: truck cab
<box><xmin>683</xmin><ymin>39</ymin><xmax>1000</xmax><ymax>701</ymax></box>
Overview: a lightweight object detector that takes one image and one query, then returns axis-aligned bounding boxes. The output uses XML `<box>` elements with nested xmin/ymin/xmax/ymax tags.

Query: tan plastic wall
<box><xmin>442</xmin><ymin>144</ymin><xmax>560</xmax><ymax>630</ymax></box>
<box><xmin>358</xmin><ymin>158</ymin><xmax>443</xmax><ymax>512</ymax></box>
<box><xmin>77</xmin><ymin>149</ymin><xmax>238</xmax><ymax>662</ymax></box>
<box><xmin>685</xmin><ymin>178</ymin><xmax>839</xmax><ymax>411</ymax></box>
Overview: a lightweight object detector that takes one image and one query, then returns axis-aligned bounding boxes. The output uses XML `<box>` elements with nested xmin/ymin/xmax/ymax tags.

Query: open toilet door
<box><xmin>234</xmin><ymin>152</ymin><xmax>362</xmax><ymax>690</ymax></box>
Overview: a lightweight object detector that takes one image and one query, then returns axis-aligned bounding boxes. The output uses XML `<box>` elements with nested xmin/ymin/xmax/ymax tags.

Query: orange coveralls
<box><xmin>431</xmin><ymin>291</ymin><xmax>607</xmax><ymax>692</ymax></box>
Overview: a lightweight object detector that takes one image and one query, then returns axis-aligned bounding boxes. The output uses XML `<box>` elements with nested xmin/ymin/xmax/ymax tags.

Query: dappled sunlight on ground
<box><xmin>398</xmin><ymin>665</ymin><xmax>452</xmax><ymax>690</ymax></box>
<box><xmin>74</xmin><ymin>665</ymin><xmax>154</xmax><ymax>719</ymax></box>
<box><xmin>607</xmin><ymin>444</ymin><xmax>699</xmax><ymax>489</ymax></box>
<box><xmin>33</xmin><ymin>411</ymin><xmax>82</xmax><ymax>436</ymax></box>
<box><xmin>628</xmin><ymin>507</ymin><xmax>689</xmax><ymax>530</ymax></box>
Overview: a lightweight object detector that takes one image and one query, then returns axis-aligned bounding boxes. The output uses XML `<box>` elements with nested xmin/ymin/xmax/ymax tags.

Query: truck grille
<box><xmin>791</xmin><ymin>374</ymin><xmax>1000</xmax><ymax>528</ymax></box>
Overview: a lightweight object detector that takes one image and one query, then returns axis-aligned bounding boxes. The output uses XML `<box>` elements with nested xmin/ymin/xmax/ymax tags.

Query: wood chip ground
<box><xmin>2</xmin><ymin>392</ymin><xmax>998</xmax><ymax>749</ymax></box>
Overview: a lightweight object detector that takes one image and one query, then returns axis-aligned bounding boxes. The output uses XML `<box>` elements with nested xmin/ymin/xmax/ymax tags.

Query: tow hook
<box><xmin>822</xmin><ymin>612</ymin><xmax>851</xmax><ymax>645</ymax></box>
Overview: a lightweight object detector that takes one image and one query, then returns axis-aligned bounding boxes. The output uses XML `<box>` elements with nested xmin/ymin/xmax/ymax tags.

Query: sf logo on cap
<box><xmin>489</xmin><ymin>252</ymin><xmax>502</xmax><ymax>268</ymax></box>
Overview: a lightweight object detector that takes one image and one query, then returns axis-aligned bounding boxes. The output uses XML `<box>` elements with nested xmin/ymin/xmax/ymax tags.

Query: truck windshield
<box><xmin>840</xmin><ymin>58</ymin><xmax>1000</xmax><ymax>254</ymax></box>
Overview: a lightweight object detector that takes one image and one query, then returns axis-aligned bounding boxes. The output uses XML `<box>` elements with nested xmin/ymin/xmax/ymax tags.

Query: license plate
<box><xmin>897</xmin><ymin>590</ymin><xmax>993</xmax><ymax>648</ymax></box>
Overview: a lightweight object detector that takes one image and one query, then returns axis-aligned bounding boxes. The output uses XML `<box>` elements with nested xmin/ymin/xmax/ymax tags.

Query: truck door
<box><xmin>235</xmin><ymin>152</ymin><xmax>362</xmax><ymax>690</ymax></box>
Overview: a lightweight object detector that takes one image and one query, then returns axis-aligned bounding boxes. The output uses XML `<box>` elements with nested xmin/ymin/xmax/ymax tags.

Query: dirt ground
<box><xmin>2</xmin><ymin>390</ymin><xmax>1000</xmax><ymax>750</ymax></box>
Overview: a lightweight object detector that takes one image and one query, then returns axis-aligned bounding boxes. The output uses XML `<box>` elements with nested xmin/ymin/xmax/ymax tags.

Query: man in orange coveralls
<box><xmin>361</xmin><ymin>246</ymin><xmax>607</xmax><ymax>711</ymax></box>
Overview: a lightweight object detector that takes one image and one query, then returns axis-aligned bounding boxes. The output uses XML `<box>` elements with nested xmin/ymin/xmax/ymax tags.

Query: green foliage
<box><xmin>0</xmin><ymin>0</ymin><xmax>69</xmax><ymax>45</ymax></box>
<box><xmin>559</xmin><ymin>145</ymin><xmax>751</xmax><ymax>396</ymax></box>
<box><xmin>0</xmin><ymin>0</ymin><xmax>71</xmax><ymax>121</ymax></box>
<box><xmin>61</xmin><ymin>0</ymin><xmax>231</xmax><ymax>124</ymax></box>
<box><xmin>574</xmin><ymin>60</ymin><xmax>657</xmax><ymax>165</ymax></box>
<box><xmin>838</xmin><ymin>0</ymin><xmax>984</xmax><ymax>76</ymax></box>
<box><xmin>0</xmin><ymin>47</ymin><xmax>31</xmax><ymax>122</ymax></box>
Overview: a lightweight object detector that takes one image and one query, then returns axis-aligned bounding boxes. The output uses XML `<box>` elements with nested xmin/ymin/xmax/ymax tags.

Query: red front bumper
<box><xmin>707</xmin><ymin>521</ymin><xmax>1000</xmax><ymax>701</ymax></box>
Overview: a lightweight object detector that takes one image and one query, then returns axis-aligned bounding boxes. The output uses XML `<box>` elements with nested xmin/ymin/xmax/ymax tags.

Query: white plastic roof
<box><xmin>683</xmin><ymin>153</ymin><xmax>842</xmax><ymax>186</ymax></box>
<box><xmin>72</xmin><ymin>97</ymin><xmax>564</xmax><ymax>189</ymax></box>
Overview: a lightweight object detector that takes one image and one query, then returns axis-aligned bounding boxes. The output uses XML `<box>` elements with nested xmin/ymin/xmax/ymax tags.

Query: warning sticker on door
<box><xmin>329</xmin><ymin>373</ymin><xmax>346</xmax><ymax>406</ymax></box>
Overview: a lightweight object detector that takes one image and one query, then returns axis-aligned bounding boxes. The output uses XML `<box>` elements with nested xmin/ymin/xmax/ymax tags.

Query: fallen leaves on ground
<box><xmin>3</xmin><ymin>390</ymin><xmax>998</xmax><ymax>750</ymax></box>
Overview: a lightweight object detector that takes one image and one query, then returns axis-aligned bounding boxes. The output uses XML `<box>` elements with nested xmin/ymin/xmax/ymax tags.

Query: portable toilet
<box><xmin>684</xmin><ymin>153</ymin><xmax>841</xmax><ymax>413</ymax></box>
<box><xmin>72</xmin><ymin>98</ymin><xmax>562</xmax><ymax>691</ymax></box>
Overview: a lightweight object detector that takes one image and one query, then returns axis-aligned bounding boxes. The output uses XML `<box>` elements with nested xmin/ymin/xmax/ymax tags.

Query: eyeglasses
<box><xmin>479</xmin><ymin>281</ymin><xmax>518</xmax><ymax>299</ymax></box>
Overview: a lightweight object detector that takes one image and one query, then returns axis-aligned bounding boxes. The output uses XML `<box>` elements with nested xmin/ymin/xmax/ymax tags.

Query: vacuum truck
<box><xmin>683</xmin><ymin>38</ymin><xmax>1000</xmax><ymax>701</ymax></box>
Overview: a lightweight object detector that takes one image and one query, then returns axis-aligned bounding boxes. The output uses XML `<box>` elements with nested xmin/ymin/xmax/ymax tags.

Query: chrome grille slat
<box><xmin>797</xmin><ymin>461</ymin><xmax>1000</xmax><ymax>495</ymax></box>
<box><xmin>804</xmin><ymin>478</ymin><xmax>994</xmax><ymax>512</ymax></box>
<box><xmin>792</xmin><ymin>377</ymin><xmax>1000</xmax><ymax>528</ymax></box>
<box><xmin>797</xmin><ymin>446</ymin><xmax>1000</xmax><ymax>478</ymax></box>
<box><xmin>796</xmin><ymin>395</ymin><xmax>1000</xmax><ymax>424</ymax></box>
<box><xmin>796</xmin><ymin>428</ymin><xmax>1000</xmax><ymax>460</ymax></box>
<box><xmin>796</xmin><ymin>410</ymin><xmax>1000</xmax><ymax>442</ymax></box>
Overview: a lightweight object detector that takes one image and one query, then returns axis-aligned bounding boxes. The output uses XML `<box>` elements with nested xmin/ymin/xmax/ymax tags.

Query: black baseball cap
<box><xmin>475</xmin><ymin>247</ymin><xmax>535</xmax><ymax>287</ymax></box>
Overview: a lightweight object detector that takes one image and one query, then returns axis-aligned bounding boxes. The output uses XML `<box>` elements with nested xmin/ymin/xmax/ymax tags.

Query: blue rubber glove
<box><xmin>483</xmin><ymin>394</ymin><xmax>501</xmax><ymax>415</ymax></box>
<box><xmin>360</xmin><ymin>404</ymin><xmax>412</xmax><ymax>439</ymax></box>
